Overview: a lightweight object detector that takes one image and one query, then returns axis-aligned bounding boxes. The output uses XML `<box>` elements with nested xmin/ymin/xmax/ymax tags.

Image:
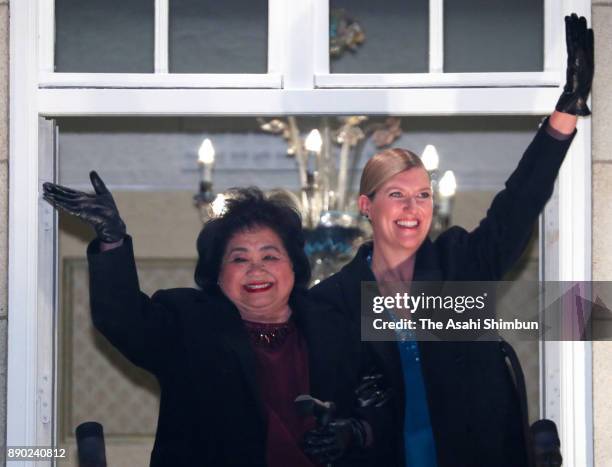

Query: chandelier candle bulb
<box><xmin>421</xmin><ymin>144</ymin><xmax>440</xmax><ymax>171</ymax></box>
<box><xmin>198</xmin><ymin>138</ymin><xmax>215</xmax><ymax>183</ymax></box>
<box><xmin>306</xmin><ymin>129</ymin><xmax>323</xmax><ymax>177</ymax></box>
<box><xmin>305</xmin><ymin>129</ymin><xmax>323</xmax><ymax>153</ymax></box>
<box><xmin>211</xmin><ymin>193</ymin><xmax>227</xmax><ymax>217</ymax></box>
<box><xmin>438</xmin><ymin>170</ymin><xmax>457</xmax><ymax>198</ymax></box>
<box><xmin>437</xmin><ymin>170</ymin><xmax>457</xmax><ymax>220</ymax></box>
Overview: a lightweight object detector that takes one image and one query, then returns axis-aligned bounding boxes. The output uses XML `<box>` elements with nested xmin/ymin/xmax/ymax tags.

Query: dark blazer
<box><xmin>87</xmin><ymin>236</ymin><xmax>366</xmax><ymax>467</ymax></box>
<box><xmin>311</xmin><ymin>121</ymin><xmax>576</xmax><ymax>467</ymax></box>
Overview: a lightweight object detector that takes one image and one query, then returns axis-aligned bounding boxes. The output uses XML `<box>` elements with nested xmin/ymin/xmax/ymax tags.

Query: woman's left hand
<box><xmin>555</xmin><ymin>13</ymin><xmax>594</xmax><ymax>116</ymax></box>
<box><xmin>355</xmin><ymin>373</ymin><xmax>391</xmax><ymax>409</ymax></box>
<box><xmin>302</xmin><ymin>417</ymin><xmax>368</xmax><ymax>464</ymax></box>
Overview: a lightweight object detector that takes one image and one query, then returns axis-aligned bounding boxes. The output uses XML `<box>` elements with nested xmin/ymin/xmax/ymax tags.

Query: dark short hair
<box><xmin>194</xmin><ymin>187</ymin><xmax>311</xmax><ymax>293</ymax></box>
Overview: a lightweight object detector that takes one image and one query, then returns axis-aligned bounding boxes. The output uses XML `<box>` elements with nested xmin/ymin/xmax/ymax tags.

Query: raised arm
<box><xmin>43</xmin><ymin>171</ymin><xmax>178</xmax><ymax>373</ymax></box>
<box><xmin>441</xmin><ymin>14</ymin><xmax>593</xmax><ymax>280</ymax></box>
<box><xmin>450</xmin><ymin>118</ymin><xmax>576</xmax><ymax>279</ymax></box>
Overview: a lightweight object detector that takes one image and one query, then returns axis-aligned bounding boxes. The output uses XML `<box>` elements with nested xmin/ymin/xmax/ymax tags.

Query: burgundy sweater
<box><xmin>243</xmin><ymin>320</ymin><xmax>318</xmax><ymax>467</ymax></box>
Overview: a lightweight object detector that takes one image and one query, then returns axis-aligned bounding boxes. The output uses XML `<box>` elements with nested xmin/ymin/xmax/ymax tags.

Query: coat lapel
<box><xmin>291</xmin><ymin>292</ymin><xmax>340</xmax><ymax>402</ymax></box>
<box><xmin>337</xmin><ymin>244</ymin><xmax>405</xmax><ymax>407</ymax></box>
<box><xmin>195</xmin><ymin>292</ymin><xmax>266</xmax><ymax>422</ymax></box>
<box><xmin>411</xmin><ymin>239</ymin><xmax>472</xmax><ymax>454</ymax></box>
<box><xmin>338</xmin><ymin>240</ymin><xmax>445</xmax><ymax>416</ymax></box>
<box><xmin>413</xmin><ymin>238</ymin><xmax>443</xmax><ymax>281</ymax></box>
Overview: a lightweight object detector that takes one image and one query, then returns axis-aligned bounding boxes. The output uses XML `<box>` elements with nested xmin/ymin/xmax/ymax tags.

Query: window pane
<box><xmin>55</xmin><ymin>0</ymin><xmax>154</xmax><ymax>73</ymax></box>
<box><xmin>330</xmin><ymin>0</ymin><xmax>428</xmax><ymax>73</ymax></box>
<box><xmin>444</xmin><ymin>0</ymin><xmax>543</xmax><ymax>72</ymax></box>
<box><xmin>169</xmin><ymin>0</ymin><xmax>267</xmax><ymax>73</ymax></box>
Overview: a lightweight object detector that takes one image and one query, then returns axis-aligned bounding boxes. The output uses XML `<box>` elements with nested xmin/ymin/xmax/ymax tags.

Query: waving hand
<box><xmin>556</xmin><ymin>13</ymin><xmax>594</xmax><ymax>116</ymax></box>
<box><xmin>42</xmin><ymin>171</ymin><xmax>126</xmax><ymax>243</ymax></box>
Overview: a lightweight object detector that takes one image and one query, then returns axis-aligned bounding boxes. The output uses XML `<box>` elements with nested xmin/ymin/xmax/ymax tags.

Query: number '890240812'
<box><xmin>6</xmin><ymin>447</ymin><xmax>68</xmax><ymax>460</ymax></box>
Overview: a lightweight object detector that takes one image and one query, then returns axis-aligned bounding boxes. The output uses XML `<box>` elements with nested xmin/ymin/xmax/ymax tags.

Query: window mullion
<box><xmin>429</xmin><ymin>0</ymin><xmax>444</xmax><ymax>73</ymax></box>
<box><xmin>267</xmin><ymin>0</ymin><xmax>284</xmax><ymax>74</ymax></box>
<box><xmin>283</xmin><ymin>0</ymin><xmax>316</xmax><ymax>89</ymax></box>
<box><xmin>544</xmin><ymin>0</ymin><xmax>562</xmax><ymax>73</ymax></box>
<box><xmin>313</xmin><ymin>0</ymin><xmax>329</xmax><ymax>76</ymax></box>
<box><xmin>154</xmin><ymin>0</ymin><xmax>169</xmax><ymax>74</ymax></box>
<box><xmin>39</xmin><ymin>0</ymin><xmax>55</xmax><ymax>73</ymax></box>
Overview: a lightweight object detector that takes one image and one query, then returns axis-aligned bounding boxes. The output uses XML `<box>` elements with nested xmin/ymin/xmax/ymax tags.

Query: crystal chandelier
<box><xmin>193</xmin><ymin>118</ymin><xmax>457</xmax><ymax>283</ymax></box>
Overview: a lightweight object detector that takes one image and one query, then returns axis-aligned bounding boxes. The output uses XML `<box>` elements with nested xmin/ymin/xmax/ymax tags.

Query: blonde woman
<box><xmin>312</xmin><ymin>14</ymin><xmax>593</xmax><ymax>467</ymax></box>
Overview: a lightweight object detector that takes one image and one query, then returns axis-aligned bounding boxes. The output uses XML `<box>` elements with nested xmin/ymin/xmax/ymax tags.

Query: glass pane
<box><xmin>55</xmin><ymin>0</ymin><xmax>154</xmax><ymax>73</ymax></box>
<box><xmin>444</xmin><ymin>0</ymin><xmax>543</xmax><ymax>72</ymax></box>
<box><xmin>329</xmin><ymin>0</ymin><xmax>428</xmax><ymax>73</ymax></box>
<box><xmin>169</xmin><ymin>0</ymin><xmax>267</xmax><ymax>73</ymax></box>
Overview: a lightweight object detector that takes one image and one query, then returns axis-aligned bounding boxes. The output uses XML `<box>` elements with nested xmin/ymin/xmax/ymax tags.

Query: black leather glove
<box><xmin>355</xmin><ymin>373</ymin><xmax>391</xmax><ymax>409</ymax></box>
<box><xmin>555</xmin><ymin>13</ymin><xmax>594</xmax><ymax>116</ymax></box>
<box><xmin>300</xmin><ymin>374</ymin><xmax>390</xmax><ymax>464</ymax></box>
<box><xmin>42</xmin><ymin>170</ymin><xmax>126</xmax><ymax>243</ymax></box>
<box><xmin>302</xmin><ymin>417</ymin><xmax>368</xmax><ymax>464</ymax></box>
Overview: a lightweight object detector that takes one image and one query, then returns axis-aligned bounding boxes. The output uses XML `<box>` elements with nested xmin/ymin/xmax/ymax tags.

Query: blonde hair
<box><xmin>359</xmin><ymin>148</ymin><xmax>427</xmax><ymax>198</ymax></box>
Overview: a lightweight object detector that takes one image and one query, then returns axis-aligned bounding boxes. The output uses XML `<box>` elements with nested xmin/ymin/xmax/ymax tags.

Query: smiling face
<box><xmin>218</xmin><ymin>226</ymin><xmax>295</xmax><ymax>323</ymax></box>
<box><xmin>359</xmin><ymin>168</ymin><xmax>433</xmax><ymax>256</ymax></box>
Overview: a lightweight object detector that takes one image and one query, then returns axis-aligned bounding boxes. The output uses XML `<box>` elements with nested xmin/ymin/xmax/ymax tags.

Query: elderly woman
<box><xmin>42</xmin><ymin>182</ymin><xmax>384</xmax><ymax>467</ymax></box>
<box><xmin>311</xmin><ymin>14</ymin><xmax>593</xmax><ymax>467</ymax></box>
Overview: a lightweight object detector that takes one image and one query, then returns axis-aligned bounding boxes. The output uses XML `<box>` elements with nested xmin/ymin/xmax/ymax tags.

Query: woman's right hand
<box><xmin>42</xmin><ymin>170</ymin><xmax>126</xmax><ymax>244</ymax></box>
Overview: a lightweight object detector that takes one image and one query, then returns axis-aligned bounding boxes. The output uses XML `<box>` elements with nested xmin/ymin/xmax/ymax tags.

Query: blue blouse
<box><xmin>367</xmin><ymin>254</ymin><xmax>438</xmax><ymax>467</ymax></box>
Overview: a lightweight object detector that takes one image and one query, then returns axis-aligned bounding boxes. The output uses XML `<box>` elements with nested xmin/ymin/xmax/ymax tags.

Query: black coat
<box><xmin>87</xmin><ymin>237</ymin><xmax>366</xmax><ymax>467</ymax></box>
<box><xmin>311</xmin><ymin>121</ymin><xmax>576</xmax><ymax>467</ymax></box>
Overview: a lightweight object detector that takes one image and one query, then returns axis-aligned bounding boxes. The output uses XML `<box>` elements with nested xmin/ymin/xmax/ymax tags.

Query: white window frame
<box><xmin>8</xmin><ymin>0</ymin><xmax>592</xmax><ymax>465</ymax></box>
<box><xmin>38</xmin><ymin>0</ymin><xmax>284</xmax><ymax>88</ymax></box>
<box><xmin>314</xmin><ymin>0</ymin><xmax>562</xmax><ymax>88</ymax></box>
